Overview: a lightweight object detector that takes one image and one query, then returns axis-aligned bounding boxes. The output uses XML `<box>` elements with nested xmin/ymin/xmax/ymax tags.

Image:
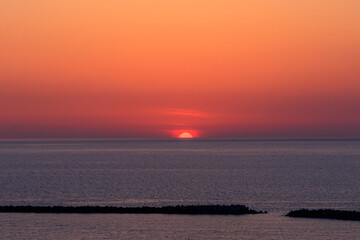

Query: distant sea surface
<box><xmin>0</xmin><ymin>139</ymin><xmax>359</xmax><ymax>239</ymax></box>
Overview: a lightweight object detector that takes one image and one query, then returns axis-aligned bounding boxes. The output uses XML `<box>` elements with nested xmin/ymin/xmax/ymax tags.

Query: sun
<box><xmin>172</xmin><ymin>129</ymin><xmax>198</xmax><ymax>138</ymax></box>
<box><xmin>178</xmin><ymin>132</ymin><xmax>193</xmax><ymax>138</ymax></box>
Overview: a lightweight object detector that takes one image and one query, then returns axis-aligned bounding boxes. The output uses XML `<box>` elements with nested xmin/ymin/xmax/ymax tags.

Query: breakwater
<box><xmin>286</xmin><ymin>209</ymin><xmax>360</xmax><ymax>221</ymax></box>
<box><xmin>0</xmin><ymin>204</ymin><xmax>265</xmax><ymax>215</ymax></box>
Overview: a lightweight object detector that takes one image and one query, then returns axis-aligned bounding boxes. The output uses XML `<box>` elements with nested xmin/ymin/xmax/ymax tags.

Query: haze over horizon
<box><xmin>1</xmin><ymin>0</ymin><xmax>359</xmax><ymax>138</ymax></box>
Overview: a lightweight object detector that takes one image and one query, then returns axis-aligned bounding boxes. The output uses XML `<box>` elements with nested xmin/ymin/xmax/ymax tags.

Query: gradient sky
<box><xmin>1</xmin><ymin>0</ymin><xmax>359</xmax><ymax>138</ymax></box>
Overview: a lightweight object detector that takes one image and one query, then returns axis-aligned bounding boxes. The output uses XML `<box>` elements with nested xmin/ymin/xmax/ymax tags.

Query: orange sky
<box><xmin>1</xmin><ymin>0</ymin><xmax>360</xmax><ymax>138</ymax></box>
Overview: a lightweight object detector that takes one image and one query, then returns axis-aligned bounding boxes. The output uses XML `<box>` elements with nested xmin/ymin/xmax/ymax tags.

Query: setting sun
<box><xmin>179</xmin><ymin>132</ymin><xmax>193</xmax><ymax>139</ymax></box>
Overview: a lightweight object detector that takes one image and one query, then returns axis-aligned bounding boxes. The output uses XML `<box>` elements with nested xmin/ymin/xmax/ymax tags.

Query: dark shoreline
<box><xmin>0</xmin><ymin>205</ymin><xmax>265</xmax><ymax>215</ymax></box>
<box><xmin>286</xmin><ymin>209</ymin><xmax>360</xmax><ymax>221</ymax></box>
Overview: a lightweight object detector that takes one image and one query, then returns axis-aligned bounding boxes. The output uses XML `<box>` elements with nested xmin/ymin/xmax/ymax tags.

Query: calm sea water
<box><xmin>0</xmin><ymin>139</ymin><xmax>359</xmax><ymax>239</ymax></box>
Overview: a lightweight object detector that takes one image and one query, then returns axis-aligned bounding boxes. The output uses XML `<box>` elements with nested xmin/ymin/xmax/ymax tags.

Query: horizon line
<box><xmin>0</xmin><ymin>137</ymin><xmax>359</xmax><ymax>142</ymax></box>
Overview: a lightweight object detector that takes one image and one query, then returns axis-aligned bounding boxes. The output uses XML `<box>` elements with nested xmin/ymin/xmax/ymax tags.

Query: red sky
<box><xmin>1</xmin><ymin>0</ymin><xmax>360</xmax><ymax>138</ymax></box>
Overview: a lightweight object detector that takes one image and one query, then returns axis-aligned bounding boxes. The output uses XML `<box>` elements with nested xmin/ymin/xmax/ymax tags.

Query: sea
<box><xmin>0</xmin><ymin>139</ymin><xmax>359</xmax><ymax>239</ymax></box>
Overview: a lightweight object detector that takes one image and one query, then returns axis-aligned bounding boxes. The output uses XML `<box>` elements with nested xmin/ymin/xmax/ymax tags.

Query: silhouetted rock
<box><xmin>286</xmin><ymin>209</ymin><xmax>360</xmax><ymax>221</ymax></box>
<box><xmin>0</xmin><ymin>204</ymin><xmax>265</xmax><ymax>215</ymax></box>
